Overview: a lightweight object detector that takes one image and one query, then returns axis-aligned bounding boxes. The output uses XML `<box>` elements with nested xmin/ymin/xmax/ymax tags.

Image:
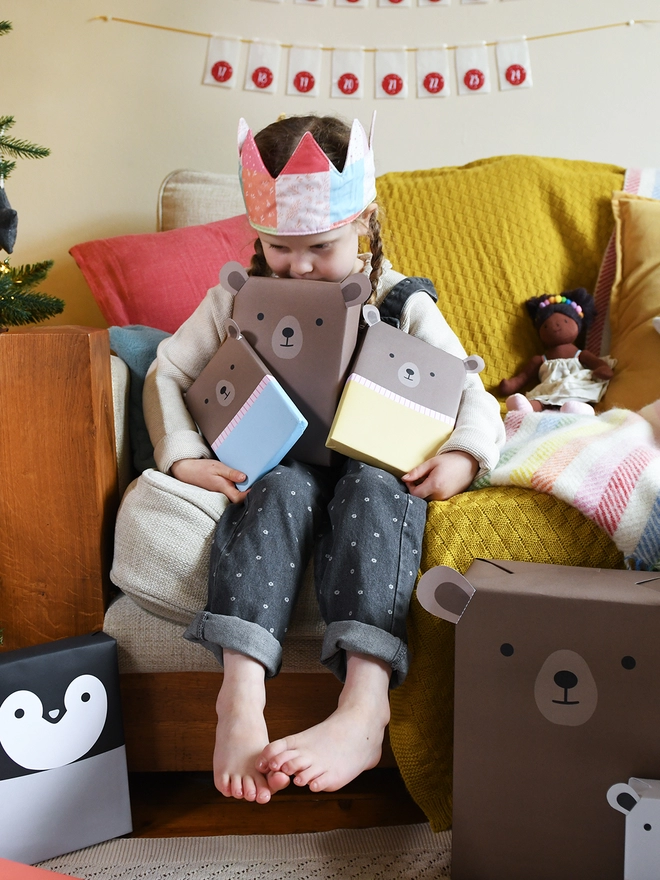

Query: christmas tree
<box><xmin>1</xmin><ymin>19</ymin><xmax>64</xmax><ymax>331</ymax></box>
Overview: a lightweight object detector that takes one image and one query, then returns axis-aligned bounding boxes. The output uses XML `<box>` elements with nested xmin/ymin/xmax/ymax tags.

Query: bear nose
<box><xmin>219</xmin><ymin>385</ymin><xmax>229</xmax><ymax>398</ymax></box>
<box><xmin>405</xmin><ymin>368</ymin><xmax>415</xmax><ymax>380</ymax></box>
<box><xmin>554</xmin><ymin>670</ymin><xmax>578</xmax><ymax>690</ymax></box>
<box><xmin>282</xmin><ymin>327</ymin><xmax>295</xmax><ymax>340</ymax></box>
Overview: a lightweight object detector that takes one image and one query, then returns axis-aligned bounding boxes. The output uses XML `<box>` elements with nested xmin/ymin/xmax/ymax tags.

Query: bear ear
<box><xmin>220</xmin><ymin>261</ymin><xmax>249</xmax><ymax>296</ymax></box>
<box><xmin>341</xmin><ymin>273</ymin><xmax>372</xmax><ymax>308</ymax></box>
<box><xmin>463</xmin><ymin>355</ymin><xmax>485</xmax><ymax>374</ymax></box>
<box><xmin>362</xmin><ymin>304</ymin><xmax>381</xmax><ymax>327</ymax></box>
<box><xmin>224</xmin><ymin>319</ymin><xmax>242</xmax><ymax>340</ymax></box>
<box><xmin>607</xmin><ymin>782</ymin><xmax>641</xmax><ymax>815</ymax></box>
<box><xmin>416</xmin><ymin>565</ymin><xmax>476</xmax><ymax>624</ymax></box>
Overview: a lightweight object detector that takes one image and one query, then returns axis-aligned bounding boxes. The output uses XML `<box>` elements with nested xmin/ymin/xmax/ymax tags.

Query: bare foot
<box><xmin>213</xmin><ymin>650</ymin><xmax>274</xmax><ymax>804</ymax></box>
<box><xmin>257</xmin><ymin>653</ymin><xmax>391</xmax><ymax>792</ymax></box>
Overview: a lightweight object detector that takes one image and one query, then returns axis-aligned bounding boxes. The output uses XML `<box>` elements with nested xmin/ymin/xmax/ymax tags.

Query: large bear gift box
<box><xmin>0</xmin><ymin>633</ymin><xmax>132</xmax><ymax>864</ymax></box>
<box><xmin>219</xmin><ymin>261</ymin><xmax>371</xmax><ymax>467</ymax></box>
<box><xmin>326</xmin><ymin>305</ymin><xmax>484</xmax><ymax>476</ymax></box>
<box><xmin>0</xmin><ymin>860</ymin><xmax>81</xmax><ymax>879</ymax></box>
<box><xmin>185</xmin><ymin>318</ymin><xmax>307</xmax><ymax>489</ymax></box>
<box><xmin>417</xmin><ymin>559</ymin><xmax>660</xmax><ymax>880</ymax></box>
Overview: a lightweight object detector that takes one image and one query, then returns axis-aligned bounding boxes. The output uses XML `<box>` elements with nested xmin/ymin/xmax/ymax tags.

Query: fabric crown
<box><xmin>238</xmin><ymin>115</ymin><xmax>377</xmax><ymax>237</ymax></box>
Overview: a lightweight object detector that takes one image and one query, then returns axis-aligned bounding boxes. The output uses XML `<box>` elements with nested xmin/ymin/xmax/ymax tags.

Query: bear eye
<box><xmin>204</xmin><ymin>398</ymin><xmax>209</xmax><ymax>405</ymax></box>
<box><xmin>389</xmin><ymin>353</ymin><xmax>395</xmax><ymax>359</ymax></box>
<box><xmin>500</xmin><ymin>643</ymin><xmax>514</xmax><ymax>657</ymax></box>
<box><xmin>81</xmin><ymin>692</ymin><xmax>91</xmax><ymax>702</ymax></box>
<box><xmin>316</xmin><ymin>318</ymin><xmax>323</xmax><ymax>326</ymax></box>
<box><xmin>230</xmin><ymin>364</ymin><xmax>235</xmax><ymax>370</ymax></box>
<box><xmin>14</xmin><ymin>708</ymin><xmax>25</xmax><ymax>719</ymax></box>
<box><xmin>430</xmin><ymin>371</ymin><xmax>436</xmax><ymax>378</ymax></box>
<box><xmin>257</xmin><ymin>312</ymin><xmax>264</xmax><ymax>321</ymax></box>
<box><xmin>621</xmin><ymin>656</ymin><xmax>636</xmax><ymax>670</ymax></box>
<box><xmin>644</xmin><ymin>824</ymin><xmax>652</xmax><ymax>831</ymax></box>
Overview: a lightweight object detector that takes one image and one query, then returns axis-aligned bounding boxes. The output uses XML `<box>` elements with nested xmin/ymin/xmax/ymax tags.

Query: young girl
<box><xmin>143</xmin><ymin>113</ymin><xmax>504</xmax><ymax>805</ymax></box>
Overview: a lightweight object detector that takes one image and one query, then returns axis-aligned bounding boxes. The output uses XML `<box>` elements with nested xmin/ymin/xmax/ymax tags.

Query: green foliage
<box><xmin>0</xmin><ymin>259</ymin><xmax>64</xmax><ymax>329</ymax></box>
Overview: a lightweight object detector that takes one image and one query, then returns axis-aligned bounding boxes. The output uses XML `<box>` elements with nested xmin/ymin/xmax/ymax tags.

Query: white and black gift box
<box><xmin>0</xmin><ymin>632</ymin><xmax>132</xmax><ymax>864</ymax></box>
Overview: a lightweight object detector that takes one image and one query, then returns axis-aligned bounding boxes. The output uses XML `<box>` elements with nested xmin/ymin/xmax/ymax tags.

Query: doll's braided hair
<box><xmin>526</xmin><ymin>287</ymin><xmax>597</xmax><ymax>334</ymax></box>
<box><xmin>246</xmin><ymin>114</ymin><xmax>384</xmax><ymax>296</ymax></box>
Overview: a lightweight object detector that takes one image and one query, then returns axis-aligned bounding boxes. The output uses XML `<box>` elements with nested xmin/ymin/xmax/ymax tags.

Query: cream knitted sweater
<box><xmin>143</xmin><ymin>258</ymin><xmax>504</xmax><ymax>478</ymax></box>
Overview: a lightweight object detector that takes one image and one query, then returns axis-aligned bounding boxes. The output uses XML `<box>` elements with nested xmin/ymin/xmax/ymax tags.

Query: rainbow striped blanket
<box><xmin>473</xmin><ymin>407</ymin><xmax>660</xmax><ymax>571</ymax></box>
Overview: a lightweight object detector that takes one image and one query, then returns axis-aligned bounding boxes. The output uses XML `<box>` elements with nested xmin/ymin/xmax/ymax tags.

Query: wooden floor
<box><xmin>128</xmin><ymin>769</ymin><xmax>427</xmax><ymax>837</ymax></box>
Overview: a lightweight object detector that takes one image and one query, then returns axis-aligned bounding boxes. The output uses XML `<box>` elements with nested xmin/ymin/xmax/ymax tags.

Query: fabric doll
<box><xmin>499</xmin><ymin>288</ymin><xmax>615</xmax><ymax>415</ymax></box>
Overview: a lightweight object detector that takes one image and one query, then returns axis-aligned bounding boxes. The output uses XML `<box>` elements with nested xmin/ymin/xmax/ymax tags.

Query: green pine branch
<box><xmin>0</xmin><ymin>21</ymin><xmax>12</xmax><ymax>37</ymax></box>
<box><xmin>0</xmin><ymin>116</ymin><xmax>50</xmax><ymax>162</ymax></box>
<box><xmin>0</xmin><ymin>260</ymin><xmax>64</xmax><ymax>329</ymax></box>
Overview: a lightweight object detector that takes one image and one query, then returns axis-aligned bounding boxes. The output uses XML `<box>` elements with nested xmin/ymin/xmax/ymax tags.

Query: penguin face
<box><xmin>0</xmin><ymin>674</ymin><xmax>108</xmax><ymax>770</ymax></box>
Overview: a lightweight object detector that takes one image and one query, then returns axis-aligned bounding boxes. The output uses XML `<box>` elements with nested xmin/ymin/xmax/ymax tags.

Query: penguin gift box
<box><xmin>0</xmin><ymin>633</ymin><xmax>132</xmax><ymax>864</ymax></box>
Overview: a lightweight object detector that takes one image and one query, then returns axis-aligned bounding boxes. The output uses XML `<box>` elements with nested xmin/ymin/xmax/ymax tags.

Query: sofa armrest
<box><xmin>0</xmin><ymin>326</ymin><xmax>120</xmax><ymax>650</ymax></box>
<box><xmin>111</xmin><ymin>353</ymin><xmax>133</xmax><ymax>496</ymax></box>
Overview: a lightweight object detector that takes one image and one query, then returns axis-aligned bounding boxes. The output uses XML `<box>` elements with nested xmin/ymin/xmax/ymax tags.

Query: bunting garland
<box><xmin>93</xmin><ymin>16</ymin><xmax>660</xmax><ymax>100</ymax></box>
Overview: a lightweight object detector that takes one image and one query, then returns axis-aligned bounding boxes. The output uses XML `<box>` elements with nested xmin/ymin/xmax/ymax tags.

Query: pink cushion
<box><xmin>70</xmin><ymin>214</ymin><xmax>255</xmax><ymax>333</ymax></box>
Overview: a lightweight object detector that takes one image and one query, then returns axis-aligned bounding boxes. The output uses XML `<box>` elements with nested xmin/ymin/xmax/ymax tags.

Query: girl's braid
<box><xmin>247</xmin><ymin>237</ymin><xmax>273</xmax><ymax>277</ymax></box>
<box><xmin>368</xmin><ymin>210</ymin><xmax>384</xmax><ymax>297</ymax></box>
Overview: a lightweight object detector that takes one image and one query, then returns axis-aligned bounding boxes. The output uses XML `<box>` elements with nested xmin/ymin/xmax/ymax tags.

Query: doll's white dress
<box><xmin>526</xmin><ymin>352</ymin><xmax>616</xmax><ymax>406</ymax></box>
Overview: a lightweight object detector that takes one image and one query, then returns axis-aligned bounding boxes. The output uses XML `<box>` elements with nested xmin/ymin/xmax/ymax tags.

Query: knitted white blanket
<box><xmin>473</xmin><ymin>403</ymin><xmax>660</xmax><ymax>571</ymax></box>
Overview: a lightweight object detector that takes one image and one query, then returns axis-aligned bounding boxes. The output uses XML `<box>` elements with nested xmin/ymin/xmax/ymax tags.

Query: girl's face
<box><xmin>257</xmin><ymin>205</ymin><xmax>376</xmax><ymax>284</ymax></box>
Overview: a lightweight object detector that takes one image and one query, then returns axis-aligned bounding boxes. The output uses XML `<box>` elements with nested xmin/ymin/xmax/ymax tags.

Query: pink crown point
<box><xmin>280</xmin><ymin>131</ymin><xmax>331</xmax><ymax>176</ymax></box>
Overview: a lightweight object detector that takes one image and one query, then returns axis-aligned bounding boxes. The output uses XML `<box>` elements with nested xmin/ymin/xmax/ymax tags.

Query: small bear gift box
<box><xmin>219</xmin><ymin>261</ymin><xmax>371</xmax><ymax>467</ymax></box>
<box><xmin>0</xmin><ymin>632</ymin><xmax>132</xmax><ymax>865</ymax></box>
<box><xmin>608</xmin><ymin>777</ymin><xmax>660</xmax><ymax>880</ymax></box>
<box><xmin>417</xmin><ymin>559</ymin><xmax>660</xmax><ymax>880</ymax></box>
<box><xmin>326</xmin><ymin>305</ymin><xmax>484</xmax><ymax>476</ymax></box>
<box><xmin>185</xmin><ymin>319</ymin><xmax>307</xmax><ymax>489</ymax></box>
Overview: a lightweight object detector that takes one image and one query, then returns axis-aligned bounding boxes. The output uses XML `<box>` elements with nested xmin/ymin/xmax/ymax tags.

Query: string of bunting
<box><xmin>93</xmin><ymin>16</ymin><xmax>659</xmax><ymax>99</ymax></box>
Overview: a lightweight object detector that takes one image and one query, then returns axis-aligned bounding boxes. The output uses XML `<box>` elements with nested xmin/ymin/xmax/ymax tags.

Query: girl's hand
<box><xmin>402</xmin><ymin>451</ymin><xmax>479</xmax><ymax>501</ymax></box>
<box><xmin>170</xmin><ymin>458</ymin><xmax>249</xmax><ymax>503</ymax></box>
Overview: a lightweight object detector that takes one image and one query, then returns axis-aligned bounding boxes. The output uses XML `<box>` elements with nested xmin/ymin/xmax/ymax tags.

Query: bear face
<box><xmin>185</xmin><ymin>319</ymin><xmax>272</xmax><ymax>445</ymax></box>
<box><xmin>219</xmin><ymin>261</ymin><xmax>371</xmax><ymax>466</ymax></box>
<box><xmin>417</xmin><ymin>560</ymin><xmax>660</xmax><ymax>880</ymax></box>
<box><xmin>357</xmin><ymin>305</ymin><xmax>483</xmax><ymax>414</ymax></box>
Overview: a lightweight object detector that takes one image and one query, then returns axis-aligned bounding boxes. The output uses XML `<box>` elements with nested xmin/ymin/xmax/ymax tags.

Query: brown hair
<box><xmin>246</xmin><ymin>114</ymin><xmax>384</xmax><ymax>295</ymax></box>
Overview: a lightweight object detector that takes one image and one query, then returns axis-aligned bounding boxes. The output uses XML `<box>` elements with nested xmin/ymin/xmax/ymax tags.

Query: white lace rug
<box><xmin>38</xmin><ymin>824</ymin><xmax>451</xmax><ymax>879</ymax></box>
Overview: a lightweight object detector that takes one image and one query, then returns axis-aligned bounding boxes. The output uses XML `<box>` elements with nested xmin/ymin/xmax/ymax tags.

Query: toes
<box><xmin>214</xmin><ymin>773</ymin><xmax>232</xmax><ymax>798</ymax></box>
<box><xmin>267</xmin><ymin>770</ymin><xmax>291</xmax><ymax>793</ymax></box>
<box><xmin>258</xmin><ymin>738</ymin><xmax>287</xmax><ymax>770</ymax></box>
<box><xmin>273</xmin><ymin>750</ymin><xmax>307</xmax><ymax>775</ymax></box>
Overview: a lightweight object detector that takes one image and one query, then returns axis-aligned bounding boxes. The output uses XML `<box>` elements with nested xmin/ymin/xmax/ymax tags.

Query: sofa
<box><xmin>4</xmin><ymin>153</ymin><xmax>660</xmax><ymax>833</ymax></box>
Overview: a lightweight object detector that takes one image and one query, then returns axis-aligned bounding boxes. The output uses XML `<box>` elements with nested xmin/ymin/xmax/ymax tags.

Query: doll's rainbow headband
<box><xmin>238</xmin><ymin>115</ymin><xmax>377</xmax><ymax>237</ymax></box>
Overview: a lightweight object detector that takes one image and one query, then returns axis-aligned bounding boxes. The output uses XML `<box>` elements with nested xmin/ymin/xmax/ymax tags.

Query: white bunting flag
<box><xmin>335</xmin><ymin>0</ymin><xmax>368</xmax><ymax>8</ymax></box>
<box><xmin>379</xmin><ymin>0</ymin><xmax>412</xmax><ymax>7</ymax></box>
<box><xmin>244</xmin><ymin>40</ymin><xmax>281</xmax><ymax>94</ymax></box>
<box><xmin>455</xmin><ymin>43</ymin><xmax>491</xmax><ymax>95</ymax></box>
<box><xmin>295</xmin><ymin>0</ymin><xmax>327</xmax><ymax>5</ymax></box>
<box><xmin>496</xmin><ymin>37</ymin><xmax>532</xmax><ymax>90</ymax></box>
<box><xmin>461</xmin><ymin>0</ymin><xmax>490</xmax><ymax>4</ymax></box>
<box><xmin>375</xmin><ymin>49</ymin><xmax>409</xmax><ymax>99</ymax></box>
<box><xmin>203</xmin><ymin>37</ymin><xmax>241</xmax><ymax>89</ymax></box>
<box><xmin>287</xmin><ymin>45</ymin><xmax>323</xmax><ymax>97</ymax></box>
<box><xmin>418</xmin><ymin>0</ymin><xmax>450</xmax><ymax>5</ymax></box>
<box><xmin>331</xmin><ymin>48</ymin><xmax>365</xmax><ymax>98</ymax></box>
<box><xmin>416</xmin><ymin>47</ymin><xmax>450</xmax><ymax>97</ymax></box>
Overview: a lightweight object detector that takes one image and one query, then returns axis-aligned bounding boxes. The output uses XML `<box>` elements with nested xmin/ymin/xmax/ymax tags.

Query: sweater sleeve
<box><xmin>143</xmin><ymin>283</ymin><xmax>235</xmax><ymax>474</ymax></box>
<box><xmin>399</xmin><ymin>290</ymin><xmax>505</xmax><ymax>476</ymax></box>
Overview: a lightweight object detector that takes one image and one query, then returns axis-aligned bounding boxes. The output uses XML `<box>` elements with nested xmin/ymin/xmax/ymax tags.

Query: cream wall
<box><xmin>2</xmin><ymin>0</ymin><xmax>660</xmax><ymax>328</ymax></box>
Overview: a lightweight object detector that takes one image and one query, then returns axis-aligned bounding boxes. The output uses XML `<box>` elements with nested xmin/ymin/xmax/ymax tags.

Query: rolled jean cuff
<box><xmin>320</xmin><ymin>620</ymin><xmax>409</xmax><ymax>689</ymax></box>
<box><xmin>183</xmin><ymin>611</ymin><xmax>283</xmax><ymax>679</ymax></box>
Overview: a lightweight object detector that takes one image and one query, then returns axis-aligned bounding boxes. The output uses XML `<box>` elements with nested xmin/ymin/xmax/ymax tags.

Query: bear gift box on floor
<box><xmin>0</xmin><ymin>633</ymin><xmax>132</xmax><ymax>865</ymax></box>
<box><xmin>417</xmin><ymin>559</ymin><xmax>660</xmax><ymax>880</ymax></box>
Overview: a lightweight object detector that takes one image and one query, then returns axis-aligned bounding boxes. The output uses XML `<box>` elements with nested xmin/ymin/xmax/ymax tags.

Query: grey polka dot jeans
<box><xmin>183</xmin><ymin>458</ymin><xmax>427</xmax><ymax>687</ymax></box>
